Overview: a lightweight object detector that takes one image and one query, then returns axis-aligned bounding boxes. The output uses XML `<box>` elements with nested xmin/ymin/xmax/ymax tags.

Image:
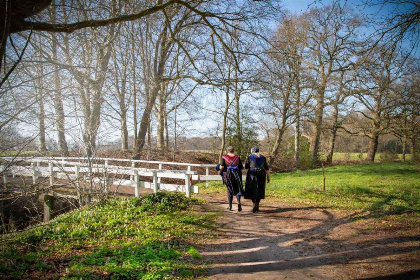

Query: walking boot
<box><xmin>252</xmin><ymin>203</ymin><xmax>257</xmax><ymax>213</ymax></box>
<box><xmin>227</xmin><ymin>197</ymin><xmax>233</xmax><ymax>211</ymax></box>
<box><xmin>227</xmin><ymin>203</ymin><xmax>232</xmax><ymax>211</ymax></box>
<box><xmin>238</xmin><ymin>204</ymin><xmax>242</xmax><ymax>212</ymax></box>
<box><xmin>256</xmin><ymin>203</ymin><xmax>260</xmax><ymax>212</ymax></box>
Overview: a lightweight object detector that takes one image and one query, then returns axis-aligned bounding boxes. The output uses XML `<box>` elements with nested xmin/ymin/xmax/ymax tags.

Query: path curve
<box><xmin>199</xmin><ymin>195</ymin><xmax>420</xmax><ymax>280</ymax></box>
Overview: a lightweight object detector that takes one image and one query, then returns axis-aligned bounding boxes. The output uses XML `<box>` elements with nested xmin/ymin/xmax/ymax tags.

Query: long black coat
<box><xmin>244</xmin><ymin>154</ymin><xmax>268</xmax><ymax>201</ymax></box>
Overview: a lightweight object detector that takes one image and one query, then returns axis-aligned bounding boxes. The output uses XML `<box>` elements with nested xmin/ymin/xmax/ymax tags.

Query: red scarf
<box><xmin>222</xmin><ymin>154</ymin><xmax>239</xmax><ymax>166</ymax></box>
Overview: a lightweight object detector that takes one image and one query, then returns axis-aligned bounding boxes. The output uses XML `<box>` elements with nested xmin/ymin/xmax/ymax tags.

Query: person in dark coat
<box><xmin>244</xmin><ymin>147</ymin><xmax>270</xmax><ymax>213</ymax></box>
<box><xmin>219</xmin><ymin>146</ymin><xmax>244</xmax><ymax>211</ymax></box>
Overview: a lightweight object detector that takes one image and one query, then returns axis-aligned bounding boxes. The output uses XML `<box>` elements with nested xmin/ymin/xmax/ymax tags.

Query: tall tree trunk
<box><xmin>133</xmin><ymin>25</ymin><xmax>170</xmax><ymax>159</ymax></box>
<box><xmin>410</xmin><ymin>136</ymin><xmax>417</xmax><ymax>162</ymax></box>
<box><xmin>269</xmin><ymin>128</ymin><xmax>286</xmax><ymax>167</ymax></box>
<box><xmin>36</xmin><ymin>41</ymin><xmax>47</xmax><ymax>152</ymax></box>
<box><xmin>121</xmin><ymin>110</ymin><xmax>128</xmax><ymax>151</ymax></box>
<box><xmin>134</xmin><ymin>84</ymin><xmax>160</xmax><ymax>158</ymax></box>
<box><xmin>164</xmin><ymin>110</ymin><xmax>169</xmax><ymax>149</ymax></box>
<box><xmin>116</xmin><ymin>63</ymin><xmax>128</xmax><ymax>151</ymax></box>
<box><xmin>269</xmin><ymin>81</ymin><xmax>292</xmax><ymax>167</ymax></box>
<box><xmin>173</xmin><ymin>91</ymin><xmax>178</xmax><ymax>161</ymax></box>
<box><xmin>326</xmin><ymin>126</ymin><xmax>338</xmax><ymax>164</ymax></box>
<box><xmin>133</xmin><ymin>91</ymin><xmax>138</xmax><ymax>150</ymax></box>
<box><xmin>366</xmin><ymin>133</ymin><xmax>379</xmax><ymax>162</ymax></box>
<box><xmin>51</xmin><ymin>17</ymin><xmax>69</xmax><ymax>156</ymax></box>
<box><xmin>234</xmin><ymin>69</ymin><xmax>241</xmax><ymax>156</ymax></box>
<box><xmin>294</xmin><ymin>77</ymin><xmax>301</xmax><ymax>167</ymax></box>
<box><xmin>402</xmin><ymin>135</ymin><xmax>407</xmax><ymax>161</ymax></box>
<box><xmin>0</xmin><ymin>0</ymin><xmax>11</xmax><ymax>72</ymax></box>
<box><xmin>147</xmin><ymin>121</ymin><xmax>152</xmax><ymax>146</ymax></box>
<box><xmin>37</xmin><ymin>78</ymin><xmax>47</xmax><ymax>152</ymax></box>
<box><xmin>52</xmin><ymin>64</ymin><xmax>69</xmax><ymax>156</ymax></box>
<box><xmin>326</xmin><ymin>103</ymin><xmax>339</xmax><ymax>164</ymax></box>
<box><xmin>86</xmin><ymin>24</ymin><xmax>115</xmax><ymax>157</ymax></box>
<box><xmin>311</xmin><ymin>89</ymin><xmax>325</xmax><ymax>166</ymax></box>
<box><xmin>294</xmin><ymin>120</ymin><xmax>300</xmax><ymax>166</ymax></box>
<box><xmin>157</xmin><ymin>88</ymin><xmax>165</xmax><ymax>150</ymax></box>
<box><xmin>219</xmin><ymin>84</ymin><xmax>230</xmax><ymax>161</ymax></box>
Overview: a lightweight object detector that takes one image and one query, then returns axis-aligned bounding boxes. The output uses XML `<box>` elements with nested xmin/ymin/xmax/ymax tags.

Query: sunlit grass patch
<box><xmin>0</xmin><ymin>191</ymin><xmax>216</xmax><ymax>279</ymax></box>
<box><xmin>267</xmin><ymin>162</ymin><xmax>420</xmax><ymax>216</ymax></box>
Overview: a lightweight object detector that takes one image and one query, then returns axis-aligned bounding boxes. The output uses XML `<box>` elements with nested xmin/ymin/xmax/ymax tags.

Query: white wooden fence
<box><xmin>0</xmin><ymin>156</ymin><xmax>232</xmax><ymax>198</ymax></box>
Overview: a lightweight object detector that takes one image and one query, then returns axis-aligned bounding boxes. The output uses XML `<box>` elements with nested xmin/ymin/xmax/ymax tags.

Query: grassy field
<box><xmin>267</xmin><ymin>162</ymin><xmax>419</xmax><ymax>216</ymax></box>
<box><xmin>202</xmin><ymin>162</ymin><xmax>420</xmax><ymax>219</ymax></box>
<box><xmin>0</xmin><ymin>192</ymin><xmax>216</xmax><ymax>279</ymax></box>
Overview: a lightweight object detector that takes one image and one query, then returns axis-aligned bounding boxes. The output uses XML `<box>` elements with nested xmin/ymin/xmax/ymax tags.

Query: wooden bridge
<box><xmin>0</xmin><ymin>156</ymin><xmax>231</xmax><ymax>198</ymax></box>
<box><xmin>0</xmin><ymin>156</ymin><xmax>234</xmax><ymax>222</ymax></box>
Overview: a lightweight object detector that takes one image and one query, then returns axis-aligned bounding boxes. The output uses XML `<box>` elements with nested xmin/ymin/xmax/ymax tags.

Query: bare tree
<box><xmin>305</xmin><ymin>2</ymin><xmax>361</xmax><ymax>166</ymax></box>
<box><xmin>266</xmin><ymin>13</ymin><xmax>310</xmax><ymax>167</ymax></box>
<box><xmin>49</xmin><ymin>2</ymin><xmax>69</xmax><ymax>156</ymax></box>
<box><xmin>354</xmin><ymin>46</ymin><xmax>403</xmax><ymax>162</ymax></box>
<box><xmin>35</xmin><ymin>41</ymin><xmax>47</xmax><ymax>152</ymax></box>
<box><xmin>392</xmin><ymin>60</ymin><xmax>420</xmax><ymax>161</ymax></box>
<box><xmin>324</xmin><ymin>71</ymin><xmax>353</xmax><ymax>164</ymax></box>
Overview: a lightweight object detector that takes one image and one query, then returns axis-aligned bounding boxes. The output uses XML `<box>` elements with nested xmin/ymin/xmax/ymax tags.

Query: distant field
<box><xmin>201</xmin><ymin>162</ymin><xmax>420</xmax><ymax>219</ymax></box>
<box><xmin>327</xmin><ymin>152</ymin><xmax>412</xmax><ymax>161</ymax></box>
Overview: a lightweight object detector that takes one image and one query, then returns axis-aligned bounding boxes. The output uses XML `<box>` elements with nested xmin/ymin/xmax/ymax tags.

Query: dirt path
<box><xmin>199</xmin><ymin>195</ymin><xmax>420</xmax><ymax>280</ymax></box>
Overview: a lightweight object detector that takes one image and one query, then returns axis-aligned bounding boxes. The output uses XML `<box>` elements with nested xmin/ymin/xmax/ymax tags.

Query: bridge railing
<box><xmin>0</xmin><ymin>157</ymin><xmax>209</xmax><ymax>198</ymax></box>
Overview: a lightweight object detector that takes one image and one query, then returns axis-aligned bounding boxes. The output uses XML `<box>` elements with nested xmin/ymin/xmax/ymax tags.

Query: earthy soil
<box><xmin>197</xmin><ymin>193</ymin><xmax>420</xmax><ymax>280</ymax></box>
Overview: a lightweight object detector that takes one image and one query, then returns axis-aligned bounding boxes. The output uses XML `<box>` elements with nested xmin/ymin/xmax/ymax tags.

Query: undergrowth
<box><xmin>0</xmin><ymin>191</ymin><xmax>216</xmax><ymax>279</ymax></box>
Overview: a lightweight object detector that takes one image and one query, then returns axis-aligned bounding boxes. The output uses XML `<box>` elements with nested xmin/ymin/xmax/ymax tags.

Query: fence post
<box><xmin>152</xmin><ymin>171</ymin><xmax>158</xmax><ymax>193</ymax></box>
<box><xmin>104</xmin><ymin>160</ymin><xmax>109</xmax><ymax>194</ymax></box>
<box><xmin>75</xmin><ymin>165</ymin><xmax>82</xmax><ymax>203</ymax></box>
<box><xmin>75</xmin><ymin>165</ymin><xmax>80</xmax><ymax>180</ymax></box>
<box><xmin>134</xmin><ymin>170</ymin><xmax>141</xmax><ymax>197</ymax></box>
<box><xmin>206</xmin><ymin>167</ymin><xmax>209</xmax><ymax>187</ymax></box>
<box><xmin>158</xmin><ymin>164</ymin><xmax>162</xmax><ymax>185</ymax></box>
<box><xmin>185</xmin><ymin>173</ymin><xmax>191</xmax><ymax>198</ymax></box>
<box><xmin>49</xmin><ymin>162</ymin><xmax>54</xmax><ymax>186</ymax></box>
<box><xmin>39</xmin><ymin>194</ymin><xmax>54</xmax><ymax>222</ymax></box>
<box><xmin>31</xmin><ymin>162</ymin><xmax>38</xmax><ymax>184</ymax></box>
<box><xmin>130</xmin><ymin>162</ymin><xmax>135</xmax><ymax>181</ymax></box>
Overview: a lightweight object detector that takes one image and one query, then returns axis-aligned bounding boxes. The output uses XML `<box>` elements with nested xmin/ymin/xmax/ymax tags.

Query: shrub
<box><xmin>379</xmin><ymin>151</ymin><xmax>398</xmax><ymax>162</ymax></box>
<box><xmin>133</xmin><ymin>191</ymin><xmax>196</xmax><ymax>213</ymax></box>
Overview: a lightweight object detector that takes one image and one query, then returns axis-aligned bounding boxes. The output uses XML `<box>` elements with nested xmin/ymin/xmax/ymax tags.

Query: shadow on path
<box><xmin>201</xmin><ymin>198</ymin><xmax>420</xmax><ymax>280</ymax></box>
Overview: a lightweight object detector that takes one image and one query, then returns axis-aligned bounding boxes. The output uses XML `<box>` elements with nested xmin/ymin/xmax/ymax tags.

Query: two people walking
<box><xmin>218</xmin><ymin>146</ymin><xmax>270</xmax><ymax>213</ymax></box>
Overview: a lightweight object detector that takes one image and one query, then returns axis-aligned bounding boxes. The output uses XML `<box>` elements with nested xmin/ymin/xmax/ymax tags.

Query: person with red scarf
<box><xmin>219</xmin><ymin>146</ymin><xmax>244</xmax><ymax>211</ymax></box>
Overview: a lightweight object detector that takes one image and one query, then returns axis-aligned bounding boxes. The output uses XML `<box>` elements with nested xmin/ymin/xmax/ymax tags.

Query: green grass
<box><xmin>0</xmin><ymin>192</ymin><xmax>216</xmax><ymax>279</ymax></box>
<box><xmin>200</xmin><ymin>162</ymin><xmax>420</xmax><ymax>218</ymax></box>
<box><xmin>270</xmin><ymin>162</ymin><xmax>420</xmax><ymax>216</ymax></box>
